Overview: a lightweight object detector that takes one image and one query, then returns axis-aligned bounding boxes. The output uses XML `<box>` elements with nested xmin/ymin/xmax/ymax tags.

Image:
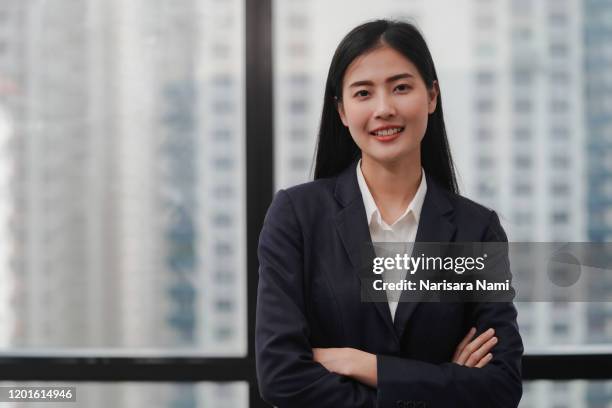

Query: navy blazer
<box><xmin>255</xmin><ymin>162</ymin><xmax>523</xmax><ymax>408</ymax></box>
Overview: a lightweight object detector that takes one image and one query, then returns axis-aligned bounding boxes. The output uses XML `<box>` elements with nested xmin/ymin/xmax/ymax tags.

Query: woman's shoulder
<box><xmin>451</xmin><ymin>191</ymin><xmax>495</xmax><ymax>219</ymax></box>
<box><xmin>428</xmin><ymin>178</ymin><xmax>498</xmax><ymax>226</ymax></box>
<box><xmin>267</xmin><ymin>177</ymin><xmax>338</xmax><ymax>220</ymax></box>
<box><xmin>282</xmin><ymin>177</ymin><xmax>336</xmax><ymax>200</ymax></box>
<box><xmin>431</xmin><ymin>183</ymin><xmax>506</xmax><ymax>241</ymax></box>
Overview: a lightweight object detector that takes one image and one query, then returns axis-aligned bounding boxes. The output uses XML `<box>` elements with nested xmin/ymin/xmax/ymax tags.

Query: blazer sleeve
<box><xmin>255</xmin><ymin>190</ymin><xmax>377</xmax><ymax>408</ymax></box>
<box><xmin>376</xmin><ymin>211</ymin><xmax>524</xmax><ymax>408</ymax></box>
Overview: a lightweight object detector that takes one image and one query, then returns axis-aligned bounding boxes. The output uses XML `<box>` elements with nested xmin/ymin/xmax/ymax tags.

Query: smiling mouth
<box><xmin>369</xmin><ymin>127</ymin><xmax>404</xmax><ymax>137</ymax></box>
<box><xmin>370</xmin><ymin>127</ymin><xmax>404</xmax><ymax>141</ymax></box>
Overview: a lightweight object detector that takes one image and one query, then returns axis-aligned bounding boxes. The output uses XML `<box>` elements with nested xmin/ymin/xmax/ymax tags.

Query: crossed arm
<box><xmin>312</xmin><ymin>326</ymin><xmax>498</xmax><ymax>388</ymax></box>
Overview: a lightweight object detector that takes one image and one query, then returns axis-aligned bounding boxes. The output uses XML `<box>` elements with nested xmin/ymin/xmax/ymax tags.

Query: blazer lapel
<box><xmin>393</xmin><ymin>175</ymin><xmax>457</xmax><ymax>339</ymax></box>
<box><xmin>334</xmin><ymin>163</ymin><xmax>398</xmax><ymax>340</ymax></box>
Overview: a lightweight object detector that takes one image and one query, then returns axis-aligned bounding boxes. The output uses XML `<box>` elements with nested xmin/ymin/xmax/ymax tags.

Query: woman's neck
<box><xmin>360</xmin><ymin>155</ymin><xmax>422</xmax><ymax>225</ymax></box>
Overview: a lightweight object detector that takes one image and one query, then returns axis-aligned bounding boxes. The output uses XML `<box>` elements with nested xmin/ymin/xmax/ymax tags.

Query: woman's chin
<box><xmin>363</xmin><ymin>147</ymin><xmax>419</xmax><ymax>166</ymax></box>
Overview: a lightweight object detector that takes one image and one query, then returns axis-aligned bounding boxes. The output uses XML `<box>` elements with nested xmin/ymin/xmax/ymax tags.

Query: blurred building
<box><xmin>0</xmin><ymin>1</ymin><xmax>20</xmax><ymax>348</ymax></box>
<box><xmin>3</xmin><ymin>0</ymin><xmax>113</xmax><ymax>349</ymax></box>
<box><xmin>0</xmin><ymin>0</ymin><xmax>247</xmax><ymax>406</ymax></box>
<box><xmin>584</xmin><ymin>0</ymin><xmax>612</xmax><ymax>405</ymax></box>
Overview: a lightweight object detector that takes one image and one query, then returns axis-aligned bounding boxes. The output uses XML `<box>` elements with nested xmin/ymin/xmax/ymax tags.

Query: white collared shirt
<box><xmin>356</xmin><ymin>159</ymin><xmax>428</xmax><ymax>321</ymax></box>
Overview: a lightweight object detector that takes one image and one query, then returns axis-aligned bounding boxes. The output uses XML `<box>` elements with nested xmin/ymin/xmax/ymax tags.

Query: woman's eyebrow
<box><xmin>348</xmin><ymin>73</ymin><xmax>414</xmax><ymax>88</ymax></box>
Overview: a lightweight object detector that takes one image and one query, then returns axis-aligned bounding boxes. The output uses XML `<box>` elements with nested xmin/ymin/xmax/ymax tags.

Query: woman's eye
<box><xmin>354</xmin><ymin>90</ymin><xmax>369</xmax><ymax>98</ymax></box>
<box><xmin>395</xmin><ymin>84</ymin><xmax>411</xmax><ymax>92</ymax></box>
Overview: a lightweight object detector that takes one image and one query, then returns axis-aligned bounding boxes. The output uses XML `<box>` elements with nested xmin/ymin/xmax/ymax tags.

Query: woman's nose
<box><xmin>373</xmin><ymin>94</ymin><xmax>396</xmax><ymax>118</ymax></box>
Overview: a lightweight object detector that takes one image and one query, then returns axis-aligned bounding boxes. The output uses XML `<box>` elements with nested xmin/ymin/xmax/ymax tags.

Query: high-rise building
<box><xmin>274</xmin><ymin>0</ymin><xmax>314</xmax><ymax>189</ymax></box>
<box><xmin>469</xmin><ymin>1</ymin><xmax>586</xmax><ymax>405</ymax></box>
<box><xmin>584</xmin><ymin>0</ymin><xmax>612</xmax><ymax>405</ymax></box>
<box><xmin>6</xmin><ymin>0</ymin><xmax>115</xmax><ymax>349</ymax></box>
<box><xmin>0</xmin><ymin>0</ymin><xmax>248</xmax><ymax>406</ymax></box>
<box><xmin>0</xmin><ymin>1</ymin><xmax>23</xmax><ymax>348</ymax></box>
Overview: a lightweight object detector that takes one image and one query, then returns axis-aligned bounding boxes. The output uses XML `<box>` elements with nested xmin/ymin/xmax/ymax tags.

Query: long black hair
<box><xmin>313</xmin><ymin>19</ymin><xmax>458</xmax><ymax>194</ymax></box>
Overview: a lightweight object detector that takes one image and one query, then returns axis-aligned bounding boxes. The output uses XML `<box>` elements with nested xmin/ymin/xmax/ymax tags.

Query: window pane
<box><xmin>521</xmin><ymin>380</ymin><xmax>612</xmax><ymax>408</ymax></box>
<box><xmin>273</xmin><ymin>0</ymin><xmax>612</xmax><ymax>350</ymax></box>
<box><xmin>0</xmin><ymin>0</ymin><xmax>246</xmax><ymax>354</ymax></box>
<box><xmin>0</xmin><ymin>382</ymin><xmax>248</xmax><ymax>407</ymax></box>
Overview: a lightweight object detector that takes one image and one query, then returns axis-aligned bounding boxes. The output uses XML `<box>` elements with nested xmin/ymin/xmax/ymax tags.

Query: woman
<box><xmin>256</xmin><ymin>19</ymin><xmax>523</xmax><ymax>407</ymax></box>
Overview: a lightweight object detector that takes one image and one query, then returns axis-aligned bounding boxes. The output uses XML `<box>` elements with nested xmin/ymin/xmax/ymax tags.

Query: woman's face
<box><xmin>337</xmin><ymin>45</ymin><xmax>438</xmax><ymax>166</ymax></box>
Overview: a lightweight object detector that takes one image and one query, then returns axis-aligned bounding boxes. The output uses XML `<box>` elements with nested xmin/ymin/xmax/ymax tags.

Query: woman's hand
<box><xmin>312</xmin><ymin>328</ymin><xmax>497</xmax><ymax>389</ymax></box>
<box><xmin>313</xmin><ymin>347</ymin><xmax>377</xmax><ymax>387</ymax></box>
<box><xmin>312</xmin><ymin>347</ymin><xmax>354</xmax><ymax>376</ymax></box>
<box><xmin>452</xmin><ymin>327</ymin><xmax>498</xmax><ymax>368</ymax></box>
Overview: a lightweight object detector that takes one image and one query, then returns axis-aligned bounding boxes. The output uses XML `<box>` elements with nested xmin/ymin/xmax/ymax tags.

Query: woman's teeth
<box><xmin>371</xmin><ymin>127</ymin><xmax>403</xmax><ymax>136</ymax></box>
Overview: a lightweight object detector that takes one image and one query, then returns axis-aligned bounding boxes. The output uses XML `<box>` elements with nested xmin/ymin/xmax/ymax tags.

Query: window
<box><xmin>287</xmin><ymin>73</ymin><xmax>310</xmax><ymax>87</ymax></box>
<box><xmin>287</xmin><ymin>13</ymin><xmax>308</xmax><ymax>29</ymax></box>
<box><xmin>550</xmin><ymin>42</ymin><xmax>569</xmax><ymax>57</ymax></box>
<box><xmin>550</xmin><ymin>70</ymin><xmax>570</xmax><ymax>84</ymax></box>
<box><xmin>552</xmin><ymin>154</ymin><xmax>570</xmax><ymax>168</ymax></box>
<box><xmin>513</xmin><ymin>211</ymin><xmax>533</xmax><ymax>224</ymax></box>
<box><xmin>514</xmin><ymin>183</ymin><xmax>532</xmax><ymax>195</ymax></box>
<box><xmin>477</xmin><ymin>181</ymin><xmax>496</xmax><ymax>197</ymax></box>
<box><xmin>550</xmin><ymin>99</ymin><xmax>569</xmax><ymax>113</ymax></box>
<box><xmin>514</xmin><ymin>98</ymin><xmax>532</xmax><ymax>113</ymax></box>
<box><xmin>0</xmin><ymin>382</ymin><xmax>249</xmax><ymax>407</ymax></box>
<box><xmin>289</xmin><ymin>99</ymin><xmax>308</xmax><ymax>113</ymax></box>
<box><xmin>553</xmin><ymin>322</ymin><xmax>569</xmax><ymax>336</ymax></box>
<box><xmin>287</xmin><ymin>41</ymin><xmax>309</xmax><ymax>57</ymax></box>
<box><xmin>475</xmin><ymin>14</ymin><xmax>496</xmax><ymax>29</ymax></box>
<box><xmin>477</xmin><ymin>127</ymin><xmax>494</xmax><ymax>141</ymax></box>
<box><xmin>289</xmin><ymin>127</ymin><xmax>307</xmax><ymax>141</ymax></box>
<box><xmin>552</xmin><ymin>211</ymin><xmax>569</xmax><ymax>224</ymax></box>
<box><xmin>551</xmin><ymin>126</ymin><xmax>570</xmax><ymax>141</ymax></box>
<box><xmin>551</xmin><ymin>183</ymin><xmax>570</xmax><ymax>196</ymax></box>
<box><xmin>289</xmin><ymin>155</ymin><xmax>308</xmax><ymax>170</ymax></box>
<box><xmin>0</xmin><ymin>0</ymin><xmax>247</xmax><ymax>354</ymax></box>
<box><xmin>513</xmin><ymin>68</ymin><xmax>533</xmax><ymax>86</ymax></box>
<box><xmin>512</xmin><ymin>26</ymin><xmax>532</xmax><ymax>42</ymax></box>
<box><xmin>476</xmin><ymin>98</ymin><xmax>495</xmax><ymax>113</ymax></box>
<box><xmin>476</xmin><ymin>70</ymin><xmax>495</xmax><ymax>85</ymax></box>
<box><xmin>549</xmin><ymin>12</ymin><xmax>568</xmax><ymax>27</ymax></box>
<box><xmin>477</xmin><ymin>155</ymin><xmax>494</xmax><ymax>169</ymax></box>
<box><xmin>514</xmin><ymin>154</ymin><xmax>532</xmax><ymax>168</ymax></box>
<box><xmin>514</xmin><ymin>127</ymin><xmax>532</xmax><ymax>141</ymax></box>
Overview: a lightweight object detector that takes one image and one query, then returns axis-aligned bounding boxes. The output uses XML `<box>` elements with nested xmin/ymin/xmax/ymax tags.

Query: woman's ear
<box><xmin>428</xmin><ymin>80</ymin><xmax>439</xmax><ymax>114</ymax></box>
<box><xmin>336</xmin><ymin>100</ymin><xmax>349</xmax><ymax>127</ymax></box>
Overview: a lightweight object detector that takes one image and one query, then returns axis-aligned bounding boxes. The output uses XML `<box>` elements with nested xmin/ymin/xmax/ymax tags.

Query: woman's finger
<box><xmin>465</xmin><ymin>336</ymin><xmax>498</xmax><ymax>367</ymax></box>
<box><xmin>475</xmin><ymin>353</ymin><xmax>493</xmax><ymax>368</ymax></box>
<box><xmin>455</xmin><ymin>328</ymin><xmax>495</xmax><ymax>365</ymax></box>
<box><xmin>452</xmin><ymin>327</ymin><xmax>476</xmax><ymax>361</ymax></box>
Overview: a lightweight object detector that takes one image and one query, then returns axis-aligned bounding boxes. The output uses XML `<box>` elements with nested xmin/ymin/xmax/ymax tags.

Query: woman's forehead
<box><xmin>343</xmin><ymin>46</ymin><xmax>419</xmax><ymax>86</ymax></box>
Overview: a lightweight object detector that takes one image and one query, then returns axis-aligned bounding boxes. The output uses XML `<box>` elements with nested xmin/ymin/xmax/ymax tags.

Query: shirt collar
<box><xmin>356</xmin><ymin>159</ymin><xmax>428</xmax><ymax>228</ymax></box>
